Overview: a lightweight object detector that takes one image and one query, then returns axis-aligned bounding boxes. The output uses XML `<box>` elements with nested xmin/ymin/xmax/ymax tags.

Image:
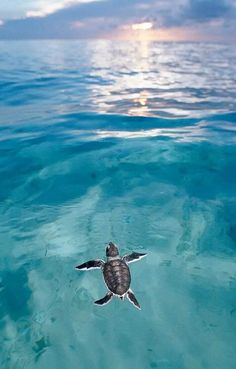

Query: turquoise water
<box><xmin>0</xmin><ymin>41</ymin><xmax>236</xmax><ymax>369</ymax></box>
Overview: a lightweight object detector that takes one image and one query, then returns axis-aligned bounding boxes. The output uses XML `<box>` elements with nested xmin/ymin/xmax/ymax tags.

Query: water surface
<box><xmin>0</xmin><ymin>41</ymin><xmax>236</xmax><ymax>369</ymax></box>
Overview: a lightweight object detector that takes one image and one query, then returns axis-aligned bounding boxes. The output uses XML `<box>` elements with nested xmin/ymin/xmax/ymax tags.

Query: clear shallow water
<box><xmin>0</xmin><ymin>41</ymin><xmax>236</xmax><ymax>369</ymax></box>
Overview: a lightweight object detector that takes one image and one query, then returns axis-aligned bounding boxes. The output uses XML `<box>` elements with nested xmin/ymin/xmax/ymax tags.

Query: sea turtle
<box><xmin>75</xmin><ymin>242</ymin><xmax>146</xmax><ymax>310</ymax></box>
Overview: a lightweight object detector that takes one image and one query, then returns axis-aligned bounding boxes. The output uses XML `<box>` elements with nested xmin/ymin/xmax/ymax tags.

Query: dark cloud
<box><xmin>0</xmin><ymin>0</ymin><xmax>235</xmax><ymax>40</ymax></box>
<box><xmin>183</xmin><ymin>0</ymin><xmax>232</xmax><ymax>22</ymax></box>
<box><xmin>156</xmin><ymin>0</ymin><xmax>235</xmax><ymax>27</ymax></box>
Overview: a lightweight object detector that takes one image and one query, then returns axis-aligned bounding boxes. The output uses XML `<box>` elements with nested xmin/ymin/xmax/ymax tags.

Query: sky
<box><xmin>0</xmin><ymin>0</ymin><xmax>235</xmax><ymax>41</ymax></box>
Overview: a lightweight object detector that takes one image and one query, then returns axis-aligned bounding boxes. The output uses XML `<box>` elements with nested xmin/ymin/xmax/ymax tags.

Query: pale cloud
<box><xmin>1</xmin><ymin>0</ymin><xmax>101</xmax><ymax>20</ymax></box>
<box><xmin>26</xmin><ymin>4</ymin><xmax>64</xmax><ymax>18</ymax></box>
<box><xmin>0</xmin><ymin>20</ymin><xmax>4</xmax><ymax>26</ymax></box>
<box><xmin>25</xmin><ymin>0</ymin><xmax>102</xmax><ymax>18</ymax></box>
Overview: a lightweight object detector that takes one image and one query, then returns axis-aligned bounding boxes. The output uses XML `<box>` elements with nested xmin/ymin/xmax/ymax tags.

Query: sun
<box><xmin>115</xmin><ymin>21</ymin><xmax>156</xmax><ymax>41</ymax></box>
<box><xmin>131</xmin><ymin>22</ymin><xmax>153</xmax><ymax>31</ymax></box>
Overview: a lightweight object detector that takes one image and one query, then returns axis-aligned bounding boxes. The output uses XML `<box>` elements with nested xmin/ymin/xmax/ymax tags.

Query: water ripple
<box><xmin>0</xmin><ymin>40</ymin><xmax>236</xmax><ymax>369</ymax></box>
<box><xmin>1</xmin><ymin>41</ymin><xmax>236</xmax><ymax>119</ymax></box>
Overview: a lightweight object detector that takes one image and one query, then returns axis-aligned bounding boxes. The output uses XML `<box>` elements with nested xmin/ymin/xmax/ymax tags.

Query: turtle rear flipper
<box><xmin>94</xmin><ymin>291</ymin><xmax>113</xmax><ymax>306</ymax></box>
<box><xmin>127</xmin><ymin>289</ymin><xmax>141</xmax><ymax>310</ymax></box>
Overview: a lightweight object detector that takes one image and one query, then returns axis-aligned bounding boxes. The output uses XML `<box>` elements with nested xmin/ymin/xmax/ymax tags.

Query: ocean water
<box><xmin>0</xmin><ymin>40</ymin><xmax>236</xmax><ymax>369</ymax></box>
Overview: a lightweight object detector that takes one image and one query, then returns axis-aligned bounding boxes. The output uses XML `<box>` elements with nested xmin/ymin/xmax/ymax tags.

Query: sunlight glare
<box><xmin>131</xmin><ymin>22</ymin><xmax>153</xmax><ymax>31</ymax></box>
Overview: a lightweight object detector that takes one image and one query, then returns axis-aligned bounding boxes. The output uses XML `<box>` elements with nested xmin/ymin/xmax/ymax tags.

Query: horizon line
<box><xmin>0</xmin><ymin>38</ymin><xmax>234</xmax><ymax>45</ymax></box>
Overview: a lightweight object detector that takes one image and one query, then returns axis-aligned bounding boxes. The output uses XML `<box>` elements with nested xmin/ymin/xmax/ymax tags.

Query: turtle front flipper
<box><xmin>127</xmin><ymin>289</ymin><xmax>141</xmax><ymax>310</ymax></box>
<box><xmin>94</xmin><ymin>291</ymin><xmax>113</xmax><ymax>306</ymax></box>
<box><xmin>123</xmin><ymin>252</ymin><xmax>146</xmax><ymax>263</ymax></box>
<box><xmin>75</xmin><ymin>260</ymin><xmax>104</xmax><ymax>270</ymax></box>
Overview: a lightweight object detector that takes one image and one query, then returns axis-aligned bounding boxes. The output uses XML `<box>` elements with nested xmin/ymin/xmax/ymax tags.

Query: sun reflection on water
<box><xmin>128</xmin><ymin>90</ymin><xmax>149</xmax><ymax>116</ymax></box>
<box><xmin>8</xmin><ymin>41</ymin><xmax>234</xmax><ymax>119</ymax></box>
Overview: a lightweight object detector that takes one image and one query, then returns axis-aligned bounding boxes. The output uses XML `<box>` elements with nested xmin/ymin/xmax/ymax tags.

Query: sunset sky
<box><xmin>0</xmin><ymin>0</ymin><xmax>235</xmax><ymax>41</ymax></box>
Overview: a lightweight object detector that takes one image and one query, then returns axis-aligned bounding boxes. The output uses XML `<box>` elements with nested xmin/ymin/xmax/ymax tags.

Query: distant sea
<box><xmin>0</xmin><ymin>41</ymin><xmax>236</xmax><ymax>369</ymax></box>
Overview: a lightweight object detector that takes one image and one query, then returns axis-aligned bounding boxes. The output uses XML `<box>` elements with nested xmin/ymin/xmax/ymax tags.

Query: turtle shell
<box><xmin>103</xmin><ymin>259</ymin><xmax>131</xmax><ymax>295</ymax></box>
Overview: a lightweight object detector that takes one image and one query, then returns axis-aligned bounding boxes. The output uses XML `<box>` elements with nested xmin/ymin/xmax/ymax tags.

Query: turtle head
<box><xmin>106</xmin><ymin>242</ymin><xmax>119</xmax><ymax>257</ymax></box>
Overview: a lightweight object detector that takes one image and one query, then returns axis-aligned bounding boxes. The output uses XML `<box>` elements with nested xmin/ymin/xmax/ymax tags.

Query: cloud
<box><xmin>183</xmin><ymin>0</ymin><xmax>234</xmax><ymax>22</ymax></box>
<box><xmin>25</xmin><ymin>0</ymin><xmax>103</xmax><ymax>18</ymax></box>
<box><xmin>0</xmin><ymin>0</ymin><xmax>235</xmax><ymax>41</ymax></box>
<box><xmin>0</xmin><ymin>0</ymin><xmax>101</xmax><ymax>20</ymax></box>
<box><xmin>0</xmin><ymin>0</ymin><xmax>156</xmax><ymax>39</ymax></box>
<box><xmin>153</xmin><ymin>0</ymin><xmax>236</xmax><ymax>27</ymax></box>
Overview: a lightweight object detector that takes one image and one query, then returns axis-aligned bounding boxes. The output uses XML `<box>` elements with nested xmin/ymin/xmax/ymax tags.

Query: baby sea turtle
<box><xmin>75</xmin><ymin>242</ymin><xmax>146</xmax><ymax>310</ymax></box>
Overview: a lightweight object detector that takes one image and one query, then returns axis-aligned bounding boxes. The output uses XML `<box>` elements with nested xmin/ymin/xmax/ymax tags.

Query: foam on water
<box><xmin>0</xmin><ymin>41</ymin><xmax>236</xmax><ymax>369</ymax></box>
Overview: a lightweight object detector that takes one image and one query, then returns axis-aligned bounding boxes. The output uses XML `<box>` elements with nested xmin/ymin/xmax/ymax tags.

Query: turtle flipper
<box><xmin>123</xmin><ymin>252</ymin><xmax>146</xmax><ymax>263</ymax></box>
<box><xmin>127</xmin><ymin>289</ymin><xmax>141</xmax><ymax>310</ymax></box>
<box><xmin>75</xmin><ymin>260</ymin><xmax>104</xmax><ymax>270</ymax></box>
<box><xmin>94</xmin><ymin>291</ymin><xmax>113</xmax><ymax>306</ymax></box>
